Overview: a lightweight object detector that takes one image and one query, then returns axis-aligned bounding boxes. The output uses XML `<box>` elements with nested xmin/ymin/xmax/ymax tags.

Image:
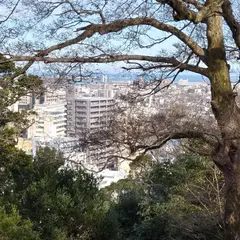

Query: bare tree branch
<box><xmin>6</xmin><ymin>17</ymin><xmax>205</xmax><ymax>62</ymax></box>
<box><xmin>9</xmin><ymin>54</ymin><xmax>208</xmax><ymax>75</ymax></box>
<box><xmin>222</xmin><ymin>0</ymin><xmax>240</xmax><ymax>50</ymax></box>
<box><xmin>0</xmin><ymin>0</ymin><xmax>20</xmax><ymax>24</ymax></box>
<box><xmin>158</xmin><ymin>0</ymin><xmax>223</xmax><ymax>22</ymax></box>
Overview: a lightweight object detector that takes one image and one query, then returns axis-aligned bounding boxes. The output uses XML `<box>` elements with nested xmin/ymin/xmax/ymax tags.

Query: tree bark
<box><xmin>207</xmin><ymin>11</ymin><xmax>237</xmax><ymax>139</ymax></box>
<box><xmin>224</xmin><ymin>156</ymin><xmax>240</xmax><ymax>240</ymax></box>
<box><xmin>206</xmin><ymin>3</ymin><xmax>240</xmax><ymax>239</ymax></box>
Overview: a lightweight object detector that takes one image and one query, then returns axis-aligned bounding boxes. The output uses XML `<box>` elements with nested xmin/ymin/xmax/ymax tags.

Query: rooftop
<box><xmin>74</xmin><ymin>96</ymin><xmax>114</xmax><ymax>101</ymax></box>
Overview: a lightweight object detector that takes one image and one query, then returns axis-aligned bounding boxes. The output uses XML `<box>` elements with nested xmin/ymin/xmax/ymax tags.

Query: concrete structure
<box><xmin>34</xmin><ymin>88</ymin><xmax>66</xmax><ymax>105</ymax></box>
<box><xmin>9</xmin><ymin>95</ymin><xmax>34</xmax><ymax>112</ymax></box>
<box><xmin>42</xmin><ymin>89</ymin><xmax>66</xmax><ymax>104</ymax></box>
<box><xmin>32</xmin><ymin>136</ymin><xmax>101</xmax><ymax>170</ymax></box>
<box><xmin>28</xmin><ymin>103</ymin><xmax>67</xmax><ymax>138</ymax></box>
<box><xmin>97</xmin><ymin>169</ymin><xmax>127</xmax><ymax>188</ymax></box>
<box><xmin>66</xmin><ymin>97</ymin><xmax>115</xmax><ymax>137</ymax></box>
<box><xmin>96</xmin><ymin>88</ymin><xmax>114</xmax><ymax>98</ymax></box>
<box><xmin>66</xmin><ymin>84</ymin><xmax>114</xmax><ymax>98</ymax></box>
<box><xmin>32</xmin><ymin>136</ymin><xmax>79</xmax><ymax>156</ymax></box>
<box><xmin>66</xmin><ymin>89</ymin><xmax>116</xmax><ymax>169</ymax></box>
<box><xmin>18</xmin><ymin>95</ymin><xmax>34</xmax><ymax>110</ymax></box>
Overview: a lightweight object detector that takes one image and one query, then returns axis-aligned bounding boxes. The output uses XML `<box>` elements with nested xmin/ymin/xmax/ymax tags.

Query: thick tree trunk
<box><xmin>206</xmin><ymin>3</ymin><xmax>240</xmax><ymax>239</ymax></box>
<box><xmin>223</xmin><ymin>156</ymin><xmax>240</xmax><ymax>240</ymax></box>
<box><xmin>213</xmin><ymin>142</ymin><xmax>240</xmax><ymax>240</ymax></box>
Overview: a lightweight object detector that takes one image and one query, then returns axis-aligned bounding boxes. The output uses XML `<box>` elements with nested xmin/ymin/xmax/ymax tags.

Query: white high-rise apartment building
<box><xmin>66</xmin><ymin>88</ymin><xmax>115</xmax><ymax>169</ymax></box>
<box><xmin>66</xmin><ymin>97</ymin><xmax>114</xmax><ymax>137</ymax></box>
<box><xmin>28</xmin><ymin>103</ymin><xmax>67</xmax><ymax>138</ymax></box>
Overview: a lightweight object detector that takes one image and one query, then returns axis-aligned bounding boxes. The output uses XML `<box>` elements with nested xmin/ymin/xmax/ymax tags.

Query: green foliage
<box><xmin>0</xmin><ymin>54</ymin><xmax>15</xmax><ymax>73</ymax></box>
<box><xmin>140</xmin><ymin>153</ymin><xmax>224</xmax><ymax>240</ymax></box>
<box><xmin>96</xmin><ymin>152</ymin><xmax>224</xmax><ymax>240</ymax></box>
<box><xmin>91</xmin><ymin>180</ymin><xmax>143</xmax><ymax>240</ymax></box>
<box><xmin>0</xmin><ymin>145</ymin><xmax>34</xmax><ymax>207</ymax></box>
<box><xmin>0</xmin><ymin>206</ymin><xmax>39</xmax><ymax>240</ymax></box>
<box><xmin>0</xmin><ymin>118</ymin><xmax>225</xmax><ymax>240</ymax></box>
<box><xmin>34</xmin><ymin>147</ymin><xmax>65</xmax><ymax>177</ymax></box>
<box><xmin>0</xmin><ymin>146</ymin><xmax>103</xmax><ymax>240</ymax></box>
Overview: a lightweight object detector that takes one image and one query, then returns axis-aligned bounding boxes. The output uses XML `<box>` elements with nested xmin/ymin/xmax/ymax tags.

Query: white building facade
<box><xmin>28</xmin><ymin>103</ymin><xmax>67</xmax><ymax>138</ymax></box>
<box><xmin>66</xmin><ymin>97</ymin><xmax>115</xmax><ymax>137</ymax></box>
